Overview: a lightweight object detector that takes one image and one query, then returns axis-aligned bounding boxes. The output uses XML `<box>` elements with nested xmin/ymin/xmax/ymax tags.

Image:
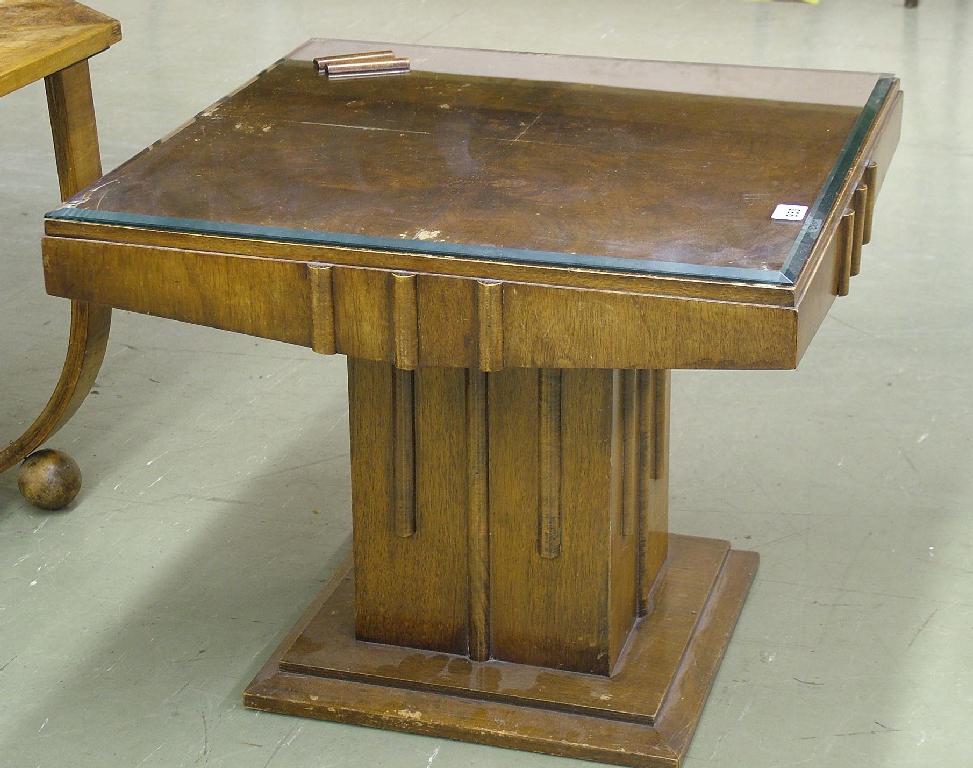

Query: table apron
<box><xmin>42</xmin><ymin>236</ymin><xmax>800</xmax><ymax>370</ymax></box>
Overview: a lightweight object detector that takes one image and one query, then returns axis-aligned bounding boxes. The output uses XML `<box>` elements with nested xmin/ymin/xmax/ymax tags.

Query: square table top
<box><xmin>47</xmin><ymin>39</ymin><xmax>897</xmax><ymax>289</ymax></box>
<box><xmin>0</xmin><ymin>0</ymin><xmax>120</xmax><ymax>97</ymax></box>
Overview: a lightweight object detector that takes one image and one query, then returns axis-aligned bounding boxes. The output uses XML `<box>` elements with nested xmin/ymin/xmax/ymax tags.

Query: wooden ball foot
<box><xmin>17</xmin><ymin>449</ymin><xmax>82</xmax><ymax>510</ymax></box>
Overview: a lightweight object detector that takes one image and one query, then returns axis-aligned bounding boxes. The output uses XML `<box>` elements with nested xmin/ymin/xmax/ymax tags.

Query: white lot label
<box><xmin>771</xmin><ymin>204</ymin><xmax>809</xmax><ymax>221</ymax></box>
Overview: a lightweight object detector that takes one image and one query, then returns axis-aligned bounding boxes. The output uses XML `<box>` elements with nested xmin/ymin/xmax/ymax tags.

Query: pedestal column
<box><xmin>348</xmin><ymin>361</ymin><xmax>670</xmax><ymax>675</ymax></box>
<box><xmin>246</xmin><ymin>360</ymin><xmax>756</xmax><ymax>768</ymax></box>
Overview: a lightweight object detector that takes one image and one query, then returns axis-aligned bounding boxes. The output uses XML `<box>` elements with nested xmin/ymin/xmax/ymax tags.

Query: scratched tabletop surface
<box><xmin>47</xmin><ymin>39</ymin><xmax>890</xmax><ymax>284</ymax></box>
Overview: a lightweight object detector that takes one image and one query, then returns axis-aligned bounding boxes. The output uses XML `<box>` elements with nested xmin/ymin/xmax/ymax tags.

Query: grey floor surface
<box><xmin>1</xmin><ymin>0</ymin><xmax>970</xmax><ymax>766</ymax></box>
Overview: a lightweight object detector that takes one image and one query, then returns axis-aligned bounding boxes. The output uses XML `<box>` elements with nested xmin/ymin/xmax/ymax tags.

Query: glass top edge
<box><xmin>288</xmin><ymin>38</ymin><xmax>890</xmax><ymax>81</ymax></box>
<box><xmin>288</xmin><ymin>39</ymin><xmax>889</xmax><ymax>108</ymax></box>
<box><xmin>44</xmin><ymin>207</ymin><xmax>794</xmax><ymax>287</ymax></box>
<box><xmin>779</xmin><ymin>76</ymin><xmax>897</xmax><ymax>281</ymax></box>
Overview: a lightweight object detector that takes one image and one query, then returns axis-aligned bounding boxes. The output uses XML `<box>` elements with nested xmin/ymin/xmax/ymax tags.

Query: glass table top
<box><xmin>47</xmin><ymin>39</ymin><xmax>895</xmax><ymax>285</ymax></box>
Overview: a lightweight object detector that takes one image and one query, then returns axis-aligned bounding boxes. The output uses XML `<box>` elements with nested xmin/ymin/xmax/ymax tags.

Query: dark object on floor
<box><xmin>18</xmin><ymin>449</ymin><xmax>83</xmax><ymax>510</ymax></box>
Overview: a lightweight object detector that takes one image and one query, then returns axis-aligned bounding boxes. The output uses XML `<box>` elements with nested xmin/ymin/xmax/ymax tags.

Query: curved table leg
<box><xmin>1</xmin><ymin>60</ymin><xmax>110</xmax><ymax>504</ymax></box>
<box><xmin>0</xmin><ymin>301</ymin><xmax>110</xmax><ymax>475</ymax></box>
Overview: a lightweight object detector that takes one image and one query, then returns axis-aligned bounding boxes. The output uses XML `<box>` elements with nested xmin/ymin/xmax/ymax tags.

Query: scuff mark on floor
<box><xmin>138</xmin><ymin>744</ymin><xmax>164</xmax><ymax>765</ymax></box>
<box><xmin>261</xmin><ymin>724</ymin><xmax>302</xmax><ymax>768</ymax></box>
<box><xmin>197</xmin><ymin>710</ymin><xmax>209</xmax><ymax>764</ymax></box>
<box><xmin>907</xmin><ymin>608</ymin><xmax>938</xmax><ymax>648</ymax></box>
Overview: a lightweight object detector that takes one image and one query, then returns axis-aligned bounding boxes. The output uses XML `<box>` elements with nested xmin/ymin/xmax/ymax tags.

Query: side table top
<box><xmin>0</xmin><ymin>0</ymin><xmax>120</xmax><ymax>97</ymax></box>
<box><xmin>46</xmin><ymin>39</ymin><xmax>897</xmax><ymax>290</ymax></box>
<box><xmin>41</xmin><ymin>40</ymin><xmax>903</xmax><ymax>371</ymax></box>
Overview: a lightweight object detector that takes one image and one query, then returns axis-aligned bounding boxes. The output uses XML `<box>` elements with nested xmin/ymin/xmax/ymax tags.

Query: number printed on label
<box><xmin>771</xmin><ymin>204</ymin><xmax>809</xmax><ymax>221</ymax></box>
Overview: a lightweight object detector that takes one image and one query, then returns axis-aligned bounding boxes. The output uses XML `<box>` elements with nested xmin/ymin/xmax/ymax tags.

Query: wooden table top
<box><xmin>0</xmin><ymin>0</ymin><xmax>120</xmax><ymax>97</ymax></box>
<box><xmin>41</xmin><ymin>40</ymin><xmax>902</xmax><ymax>372</ymax></box>
<box><xmin>47</xmin><ymin>39</ymin><xmax>896</xmax><ymax>288</ymax></box>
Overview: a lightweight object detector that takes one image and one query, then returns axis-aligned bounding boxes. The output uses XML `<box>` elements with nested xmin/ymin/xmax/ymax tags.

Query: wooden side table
<box><xmin>0</xmin><ymin>0</ymin><xmax>120</xmax><ymax>505</ymax></box>
<box><xmin>39</xmin><ymin>40</ymin><xmax>902</xmax><ymax>766</ymax></box>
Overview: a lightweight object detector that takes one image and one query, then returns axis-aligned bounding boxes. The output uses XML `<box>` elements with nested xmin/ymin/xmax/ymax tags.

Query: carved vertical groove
<box><xmin>611</xmin><ymin>370</ymin><xmax>640</xmax><ymax>537</ymax></box>
<box><xmin>391</xmin><ymin>272</ymin><xmax>418</xmax><ymax>369</ymax></box>
<box><xmin>476</xmin><ymin>280</ymin><xmax>503</xmax><ymax>371</ymax></box>
<box><xmin>609</xmin><ymin>371</ymin><xmax>624</xmax><ymax>536</ymax></box>
<box><xmin>467</xmin><ymin>370</ymin><xmax>490</xmax><ymax>660</ymax></box>
<box><xmin>538</xmin><ymin>369</ymin><xmax>562</xmax><ymax>559</ymax></box>
<box><xmin>638</xmin><ymin>369</ymin><xmax>670</xmax><ymax>615</ymax></box>
<box><xmin>622</xmin><ymin>369</ymin><xmax>639</xmax><ymax>537</ymax></box>
<box><xmin>393</xmin><ymin>367</ymin><xmax>416</xmax><ymax>537</ymax></box>
<box><xmin>647</xmin><ymin>371</ymin><xmax>667</xmax><ymax>481</ymax></box>
<box><xmin>308</xmin><ymin>265</ymin><xmax>336</xmax><ymax>354</ymax></box>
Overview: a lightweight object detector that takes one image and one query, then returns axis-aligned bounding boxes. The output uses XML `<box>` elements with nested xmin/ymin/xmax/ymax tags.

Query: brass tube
<box><xmin>326</xmin><ymin>58</ymin><xmax>410</xmax><ymax>77</ymax></box>
<box><xmin>327</xmin><ymin>69</ymin><xmax>410</xmax><ymax>80</ymax></box>
<box><xmin>313</xmin><ymin>50</ymin><xmax>394</xmax><ymax>72</ymax></box>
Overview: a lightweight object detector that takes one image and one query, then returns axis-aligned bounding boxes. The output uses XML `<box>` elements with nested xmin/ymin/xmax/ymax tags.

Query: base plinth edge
<box><xmin>245</xmin><ymin>537</ymin><xmax>758</xmax><ymax>768</ymax></box>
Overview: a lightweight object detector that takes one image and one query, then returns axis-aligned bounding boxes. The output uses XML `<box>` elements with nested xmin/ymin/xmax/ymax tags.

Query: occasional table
<box><xmin>0</xmin><ymin>0</ymin><xmax>120</xmax><ymax>503</ymax></box>
<box><xmin>41</xmin><ymin>40</ymin><xmax>902</xmax><ymax>766</ymax></box>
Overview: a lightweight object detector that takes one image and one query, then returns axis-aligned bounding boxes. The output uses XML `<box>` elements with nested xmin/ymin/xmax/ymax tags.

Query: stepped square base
<box><xmin>245</xmin><ymin>535</ymin><xmax>758</xmax><ymax>767</ymax></box>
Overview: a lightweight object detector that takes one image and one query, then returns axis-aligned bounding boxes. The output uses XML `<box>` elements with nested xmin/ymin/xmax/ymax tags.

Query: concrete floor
<box><xmin>1</xmin><ymin>0</ymin><xmax>970</xmax><ymax>766</ymax></box>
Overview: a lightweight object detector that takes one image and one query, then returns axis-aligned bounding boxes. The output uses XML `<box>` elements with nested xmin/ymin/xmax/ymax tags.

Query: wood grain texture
<box><xmin>489</xmin><ymin>368</ymin><xmax>641</xmax><ymax>675</ymax></box>
<box><xmin>44</xmin><ymin>238</ymin><xmax>311</xmax><ymax>344</ymax></box>
<box><xmin>655</xmin><ymin>550</ymin><xmax>759</xmax><ymax>757</ymax></box>
<box><xmin>608</xmin><ymin>369</ymin><xmax>639</xmax><ymax>665</ymax></box>
<box><xmin>1</xmin><ymin>52</ymin><xmax>112</xmax><ymax>474</ymax></box>
<box><xmin>348</xmin><ymin>359</ymin><xmax>469</xmax><ymax>654</ymax></box>
<box><xmin>308</xmin><ymin>264</ymin><xmax>336</xmax><ymax>354</ymax></box>
<box><xmin>245</xmin><ymin>536</ymin><xmax>758</xmax><ymax>768</ymax></box>
<box><xmin>44</xmin><ymin>236</ymin><xmax>812</xmax><ymax>369</ymax></box>
<box><xmin>475</xmin><ymin>280</ymin><xmax>503</xmax><ymax>371</ymax></box>
<box><xmin>621</xmin><ymin>370</ymin><xmax>639</xmax><ymax>538</ymax></box>
<box><xmin>0</xmin><ymin>0</ymin><xmax>120</xmax><ymax>98</ymax></box>
<box><xmin>537</xmin><ymin>369</ymin><xmax>563</xmax><ymax>559</ymax></box>
<box><xmin>465</xmin><ymin>369</ymin><xmax>490</xmax><ymax>661</ymax></box>
<box><xmin>392</xmin><ymin>368</ymin><xmax>416</xmax><ymax>538</ymax></box>
<box><xmin>610</xmin><ymin>371</ymin><xmax>624</xmax><ymax>540</ymax></box>
<box><xmin>490</xmin><ymin>368</ymin><xmax>603</xmax><ymax>672</ymax></box>
<box><xmin>274</xmin><ymin>536</ymin><xmax>732</xmax><ymax>723</ymax></box>
<box><xmin>391</xmin><ymin>272</ymin><xmax>418</xmax><ymax>370</ymax></box>
<box><xmin>415</xmin><ymin>275</ymin><xmax>476</xmax><ymax>367</ymax></box>
<box><xmin>45</xmin><ymin>60</ymin><xmax>101</xmax><ymax>199</ymax></box>
<box><xmin>333</xmin><ymin>267</ymin><xmax>389</xmax><ymax>361</ymax></box>
<box><xmin>0</xmin><ymin>302</ymin><xmax>109</xmax><ymax>473</ymax></box>
<box><xmin>344</xmin><ymin>361</ymin><xmax>672</xmax><ymax>674</ymax></box>
<box><xmin>501</xmin><ymin>281</ymin><xmax>797</xmax><ymax>370</ymax></box>
<box><xmin>249</xmin><ymin>672</ymin><xmax>677</xmax><ymax>767</ymax></box>
<box><xmin>639</xmin><ymin>370</ymin><xmax>670</xmax><ymax>615</ymax></box>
